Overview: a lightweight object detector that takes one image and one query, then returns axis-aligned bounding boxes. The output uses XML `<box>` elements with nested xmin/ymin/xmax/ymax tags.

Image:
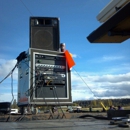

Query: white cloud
<box><xmin>0</xmin><ymin>59</ymin><xmax>6</xmax><ymax>64</ymax></box>
<box><xmin>0</xmin><ymin>59</ymin><xmax>18</xmax><ymax>80</ymax></box>
<box><xmin>102</xmin><ymin>63</ymin><xmax>130</xmax><ymax>74</ymax></box>
<box><xmin>70</xmin><ymin>53</ymin><xmax>82</xmax><ymax>58</ymax></box>
<box><xmin>102</xmin><ymin>56</ymin><xmax>124</xmax><ymax>62</ymax></box>
<box><xmin>72</xmin><ymin>90</ymin><xmax>94</xmax><ymax>101</ymax></box>
<box><xmin>0</xmin><ymin>59</ymin><xmax>130</xmax><ymax>102</ymax></box>
<box><xmin>88</xmin><ymin>73</ymin><xmax>130</xmax><ymax>83</ymax></box>
<box><xmin>0</xmin><ymin>92</ymin><xmax>17</xmax><ymax>102</ymax></box>
<box><xmin>72</xmin><ymin>54</ymin><xmax>77</xmax><ymax>58</ymax></box>
<box><xmin>71</xmin><ymin>71</ymin><xmax>130</xmax><ymax>101</ymax></box>
<box><xmin>0</xmin><ymin>83</ymin><xmax>17</xmax><ymax>91</ymax></box>
<box><xmin>89</xmin><ymin>55</ymin><xmax>125</xmax><ymax>63</ymax></box>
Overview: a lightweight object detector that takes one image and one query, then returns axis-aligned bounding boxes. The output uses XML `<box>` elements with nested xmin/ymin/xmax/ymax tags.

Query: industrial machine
<box><xmin>17</xmin><ymin>48</ymin><xmax>72</xmax><ymax>107</ymax></box>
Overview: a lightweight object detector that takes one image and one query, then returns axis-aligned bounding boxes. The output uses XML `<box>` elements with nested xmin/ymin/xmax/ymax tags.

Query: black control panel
<box><xmin>35</xmin><ymin>54</ymin><xmax>67</xmax><ymax>87</ymax></box>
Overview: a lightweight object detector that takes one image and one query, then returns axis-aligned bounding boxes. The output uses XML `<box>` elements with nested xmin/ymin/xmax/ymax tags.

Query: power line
<box><xmin>20</xmin><ymin>0</ymin><xmax>33</xmax><ymax>16</ymax></box>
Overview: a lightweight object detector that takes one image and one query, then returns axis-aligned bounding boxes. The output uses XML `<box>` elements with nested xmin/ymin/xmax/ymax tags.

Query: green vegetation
<box><xmin>74</xmin><ymin>98</ymin><xmax>130</xmax><ymax>108</ymax></box>
<box><xmin>11</xmin><ymin>99</ymin><xmax>18</xmax><ymax>109</ymax></box>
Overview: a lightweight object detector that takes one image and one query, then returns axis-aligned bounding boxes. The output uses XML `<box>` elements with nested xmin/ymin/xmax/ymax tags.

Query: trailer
<box><xmin>17</xmin><ymin>48</ymin><xmax>72</xmax><ymax>114</ymax></box>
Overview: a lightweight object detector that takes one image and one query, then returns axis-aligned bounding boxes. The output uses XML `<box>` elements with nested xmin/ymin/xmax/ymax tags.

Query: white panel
<box><xmin>97</xmin><ymin>0</ymin><xmax>129</xmax><ymax>23</ymax></box>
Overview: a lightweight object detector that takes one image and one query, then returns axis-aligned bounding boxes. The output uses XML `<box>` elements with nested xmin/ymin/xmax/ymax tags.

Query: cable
<box><xmin>20</xmin><ymin>0</ymin><xmax>33</xmax><ymax>16</ymax></box>
<box><xmin>6</xmin><ymin>70</ymin><xmax>15</xmax><ymax>122</ymax></box>
<box><xmin>16</xmin><ymin>62</ymin><xmax>51</xmax><ymax>119</ymax></box>
<box><xmin>53</xmin><ymin>86</ymin><xmax>66</xmax><ymax>118</ymax></box>
<box><xmin>0</xmin><ymin>62</ymin><xmax>17</xmax><ymax>121</ymax></box>
<box><xmin>73</xmin><ymin>67</ymin><xmax>98</xmax><ymax>99</ymax></box>
<box><xmin>0</xmin><ymin>63</ymin><xmax>17</xmax><ymax>84</ymax></box>
<box><xmin>11</xmin><ymin>73</ymin><xmax>14</xmax><ymax>103</ymax></box>
<box><xmin>73</xmin><ymin>67</ymin><xmax>109</xmax><ymax>110</ymax></box>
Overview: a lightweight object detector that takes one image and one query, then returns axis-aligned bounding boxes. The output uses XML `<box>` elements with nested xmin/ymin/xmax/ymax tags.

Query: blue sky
<box><xmin>0</xmin><ymin>0</ymin><xmax>130</xmax><ymax>102</ymax></box>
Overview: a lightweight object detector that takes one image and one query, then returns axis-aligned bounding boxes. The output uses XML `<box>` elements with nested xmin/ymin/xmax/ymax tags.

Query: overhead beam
<box><xmin>87</xmin><ymin>2</ymin><xmax>130</xmax><ymax>43</ymax></box>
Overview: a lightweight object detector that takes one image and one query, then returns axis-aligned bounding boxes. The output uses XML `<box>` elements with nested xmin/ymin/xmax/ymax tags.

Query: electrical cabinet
<box><xmin>17</xmin><ymin>48</ymin><xmax>72</xmax><ymax>107</ymax></box>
